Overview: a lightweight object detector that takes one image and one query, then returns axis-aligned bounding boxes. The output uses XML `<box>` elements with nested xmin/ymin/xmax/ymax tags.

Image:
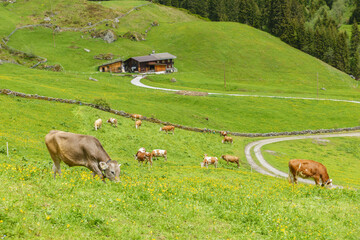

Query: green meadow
<box><xmin>0</xmin><ymin>95</ymin><xmax>359</xmax><ymax>239</ymax></box>
<box><xmin>262</xmin><ymin>137</ymin><xmax>360</xmax><ymax>189</ymax></box>
<box><xmin>0</xmin><ymin>0</ymin><xmax>360</xmax><ymax>239</ymax></box>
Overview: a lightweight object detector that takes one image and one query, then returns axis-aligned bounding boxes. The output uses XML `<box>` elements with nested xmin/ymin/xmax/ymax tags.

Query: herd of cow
<box><xmin>44</xmin><ymin>115</ymin><xmax>333</xmax><ymax>188</ymax></box>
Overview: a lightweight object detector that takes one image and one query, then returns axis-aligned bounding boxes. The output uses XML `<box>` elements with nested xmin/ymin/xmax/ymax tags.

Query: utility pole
<box><xmin>224</xmin><ymin>63</ymin><xmax>226</xmax><ymax>91</ymax></box>
<box><xmin>317</xmin><ymin>72</ymin><xmax>319</xmax><ymax>99</ymax></box>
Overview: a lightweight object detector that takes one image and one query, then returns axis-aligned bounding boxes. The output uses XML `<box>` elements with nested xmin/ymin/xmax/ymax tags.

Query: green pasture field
<box><xmin>0</xmin><ymin>95</ymin><xmax>359</xmax><ymax>239</ymax></box>
<box><xmin>3</xmin><ymin>1</ymin><xmax>359</xmax><ymax>98</ymax></box>
<box><xmin>2</xmin><ymin>64</ymin><xmax>360</xmax><ymax>134</ymax></box>
<box><xmin>262</xmin><ymin>137</ymin><xmax>360</xmax><ymax>189</ymax></box>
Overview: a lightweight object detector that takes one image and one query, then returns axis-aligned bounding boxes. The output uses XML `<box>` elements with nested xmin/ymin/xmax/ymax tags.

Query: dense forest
<box><xmin>151</xmin><ymin>0</ymin><xmax>360</xmax><ymax>79</ymax></box>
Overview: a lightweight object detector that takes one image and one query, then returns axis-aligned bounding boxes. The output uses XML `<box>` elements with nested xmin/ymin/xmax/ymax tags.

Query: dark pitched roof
<box><xmin>130</xmin><ymin>53</ymin><xmax>177</xmax><ymax>63</ymax></box>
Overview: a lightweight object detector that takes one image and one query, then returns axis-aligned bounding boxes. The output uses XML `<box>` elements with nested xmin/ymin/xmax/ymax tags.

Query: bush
<box><xmin>93</xmin><ymin>98</ymin><xmax>111</xmax><ymax>111</ymax></box>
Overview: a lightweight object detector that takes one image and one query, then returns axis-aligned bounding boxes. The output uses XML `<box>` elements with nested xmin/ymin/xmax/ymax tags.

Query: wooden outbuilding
<box><xmin>98</xmin><ymin>59</ymin><xmax>124</xmax><ymax>73</ymax></box>
<box><xmin>124</xmin><ymin>52</ymin><xmax>177</xmax><ymax>73</ymax></box>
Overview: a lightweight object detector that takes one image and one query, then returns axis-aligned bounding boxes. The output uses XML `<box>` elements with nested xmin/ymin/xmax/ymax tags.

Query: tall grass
<box><xmin>0</xmin><ymin>95</ymin><xmax>359</xmax><ymax>239</ymax></box>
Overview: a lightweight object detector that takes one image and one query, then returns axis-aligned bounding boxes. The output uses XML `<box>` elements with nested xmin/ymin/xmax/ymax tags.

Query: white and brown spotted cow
<box><xmin>201</xmin><ymin>154</ymin><xmax>218</xmax><ymax>168</ymax></box>
<box><xmin>135</xmin><ymin>120</ymin><xmax>142</xmax><ymax>129</ymax></box>
<box><xmin>107</xmin><ymin>118</ymin><xmax>118</xmax><ymax>127</ymax></box>
<box><xmin>94</xmin><ymin>118</ymin><xmax>102</xmax><ymax>131</ymax></box>
<box><xmin>150</xmin><ymin>149</ymin><xmax>167</xmax><ymax>162</ymax></box>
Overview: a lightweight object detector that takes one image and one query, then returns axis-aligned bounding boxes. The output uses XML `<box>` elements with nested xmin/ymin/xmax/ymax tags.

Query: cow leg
<box><xmin>49</xmin><ymin>154</ymin><xmax>61</xmax><ymax>179</ymax></box>
<box><xmin>313</xmin><ymin>175</ymin><xmax>321</xmax><ymax>186</ymax></box>
<box><xmin>90</xmin><ymin>166</ymin><xmax>106</xmax><ymax>182</ymax></box>
<box><xmin>237</xmin><ymin>161</ymin><xmax>239</xmax><ymax>168</ymax></box>
<box><xmin>52</xmin><ymin>160</ymin><xmax>61</xmax><ymax>179</ymax></box>
<box><xmin>164</xmin><ymin>155</ymin><xmax>167</xmax><ymax>161</ymax></box>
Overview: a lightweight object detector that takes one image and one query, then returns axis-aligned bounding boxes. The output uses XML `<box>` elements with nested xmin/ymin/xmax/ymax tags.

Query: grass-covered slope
<box><xmin>0</xmin><ymin>95</ymin><xmax>359</xmax><ymax>239</ymax></box>
<box><xmin>2</xmin><ymin>0</ymin><xmax>358</xmax><ymax>97</ymax></box>
<box><xmin>2</xmin><ymin>64</ymin><xmax>360</xmax><ymax>133</ymax></box>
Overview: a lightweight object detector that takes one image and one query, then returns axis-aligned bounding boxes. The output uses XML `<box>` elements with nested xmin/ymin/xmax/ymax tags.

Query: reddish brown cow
<box><xmin>131</xmin><ymin>114</ymin><xmax>143</xmax><ymax>120</ymax></box>
<box><xmin>222</xmin><ymin>136</ymin><xmax>233</xmax><ymax>144</ymax></box>
<box><xmin>135</xmin><ymin>151</ymin><xmax>152</xmax><ymax>166</ymax></box>
<box><xmin>160</xmin><ymin>125</ymin><xmax>175</xmax><ymax>134</ymax></box>
<box><xmin>221</xmin><ymin>155</ymin><xmax>240</xmax><ymax>168</ymax></box>
<box><xmin>288</xmin><ymin>159</ymin><xmax>332</xmax><ymax>187</ymax></box>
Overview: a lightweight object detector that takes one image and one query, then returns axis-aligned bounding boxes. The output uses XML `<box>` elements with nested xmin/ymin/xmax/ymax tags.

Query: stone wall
<box><xmin>2</xmin><ymin>88</ymin><xmax>359</xmax><ymax>138</ymax></box>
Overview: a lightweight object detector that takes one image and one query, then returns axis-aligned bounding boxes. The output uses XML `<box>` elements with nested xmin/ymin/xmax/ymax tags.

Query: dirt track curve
<box><xmin>245</xmin><ymin>132</ymin><xmax>360</xmax><ymax>188</ymax></box>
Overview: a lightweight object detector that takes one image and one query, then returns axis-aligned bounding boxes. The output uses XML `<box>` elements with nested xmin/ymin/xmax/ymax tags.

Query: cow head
<box><xmin>159</xmin><ymin>127</ymin><xmax>163</xmax><ymax>131</ymax></box>
<box><xmin>200</xmin><ymin>162</ymin><xmax>205</xmax><ymax>168</ymax></box>
<box><xmin>322</xmin><ymin>179</ymin><xmax>333</xmax><ymax>188</ymax></box>
<box><xmin>99</xmin><ymin>160</ymin><xmax>121</xmax><ymax>182</ymax></box>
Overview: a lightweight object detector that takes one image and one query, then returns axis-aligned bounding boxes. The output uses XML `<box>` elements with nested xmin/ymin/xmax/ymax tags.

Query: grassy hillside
<box><xmin>1</xmin><ymin>1</ymin><xmax>360</xmax><ymax>238</ymax></box>
<box><xmin>144</xmin><ymin>21</ymin><xmax>358</xmax><ymax>97</ymax></box>
<box><xmin>0</xmin><ymin>95</ymin><xmax>359</xmax><ymax>239</ymax></box>
<box><xmin>2</xmin><ymin>64</ymin><xmax>360</xmax><ymax>134</ymax></box>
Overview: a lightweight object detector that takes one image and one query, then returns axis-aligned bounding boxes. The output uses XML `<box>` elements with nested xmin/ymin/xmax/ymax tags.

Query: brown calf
<box><xmin>221</xmin><ymin>155</ymin><xmax>240</xmax><ymax>168</ymax></box>
<box><xmin>131</xmin><ymin>114</ymin><xmax>143</xmax><ymax>120</ymax></box>
<box><xmin>160</xmin><ymin>125</ymin><xmax>175</xmax><ymax>134</ymax></box>
<box><xmin>222</xmin><ymin>136</ymin><xmax>233</xmax><ymax>144</ymax></box>
<box><xmin>135</xmin><ymin>120</ymin><xmax>142</xmax><ymax>129</ymax></box>
<box><xmin>288</xmin><ymin>159</ymin><xmax>332</xmax><ymax>187</ymax></box>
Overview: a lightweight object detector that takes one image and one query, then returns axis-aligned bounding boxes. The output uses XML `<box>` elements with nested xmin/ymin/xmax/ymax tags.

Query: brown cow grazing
<box><xmin>150</xmin><ymin>149</ymin><xmax>167</xmax><ymax>162</ymax></box>
<box><xmin>222</xmin><ymin>136</ymin><xmax>233</xmax><ymax>144</ymax></box>
<box><xmin>45</xmin><ymin>130</ymin><xmax>121</xmax><ymax>182</ymax></box>
<box><xmin>94</xmin><ymin>118</ymin><xmax>102</xmax><ymax>131</ymax></box>
<box><xmin>107</xmin><ymin>118</ymin><xmax>118</xmax><ymax>127</ymax></box>
<box><xmin>135</xmin><ymin>120</ymin><xmax>142</xmax><ymax>129</ymax></box>
<box><xmin>201</xmin><ymin>154</ymin><xmax>218</xmax><ymax>168</ymax></box>
<box><xmin>131</xmin><ymin>114</ymin><xmax>143</xmax><ymax>120</ymax></box>
<box><xmin>220</xmin><ymin>131</ymin><xmax>228</xmax><ymax>137</ymax></box>
<box><xmin>134</xmin><ymin>151</ymin><xmax>152</xmax><ymax>166</ymax></box>
<box><xmin>160</xmin><ymin>125</ymin><xmax>175</xmax><ymax>134</ymax></box>
<box><xmin>221</xmin><ymin>155</ymin><xmax>240</xmax><ymax>168</ymax></box>
<box><xmin>288</xmin><ymin>159</ymin><xmax>332</xmax><ymax>187</ymax></box>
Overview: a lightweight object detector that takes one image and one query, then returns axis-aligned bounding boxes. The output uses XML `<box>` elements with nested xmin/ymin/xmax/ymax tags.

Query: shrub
<box><xmin>93</xmin><ymin>98</ymin><xmax>111</xmax><ymax>111</ymax></box>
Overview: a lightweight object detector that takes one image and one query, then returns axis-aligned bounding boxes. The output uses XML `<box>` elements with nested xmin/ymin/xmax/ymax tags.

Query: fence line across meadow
<box><xmin>2</xmin><ymin>88</ymin><xmax>360</xmax><ymax>138</ymax></box>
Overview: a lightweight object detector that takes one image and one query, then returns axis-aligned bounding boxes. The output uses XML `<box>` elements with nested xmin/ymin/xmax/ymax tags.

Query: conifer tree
<box><xmin>350</xmin><ymin>21</ymin><xmax>360</xmax><ymax>79</ymax></box>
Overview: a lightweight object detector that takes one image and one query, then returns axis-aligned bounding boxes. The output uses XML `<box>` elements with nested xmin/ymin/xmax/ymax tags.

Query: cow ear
<box><xmin>118</xmin><ymin>163</ymin><xmax>121</xmax><ymax>168</ymax></box>
<box><xmin>99</xmin><ymin>162</ymin><xmax>109</xmax><ymax>170</ymax></box>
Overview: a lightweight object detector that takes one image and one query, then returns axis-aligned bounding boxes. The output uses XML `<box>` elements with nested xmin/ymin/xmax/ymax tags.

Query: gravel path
<box><xmin>131</xmin><ymin>75</ymin><xmax>360</xmax><ymax>105</ymax></box>
<box><xmin>245</xmin><ymin>132</ymin><xmax>360</xmax><ymax>188</ymax></box>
